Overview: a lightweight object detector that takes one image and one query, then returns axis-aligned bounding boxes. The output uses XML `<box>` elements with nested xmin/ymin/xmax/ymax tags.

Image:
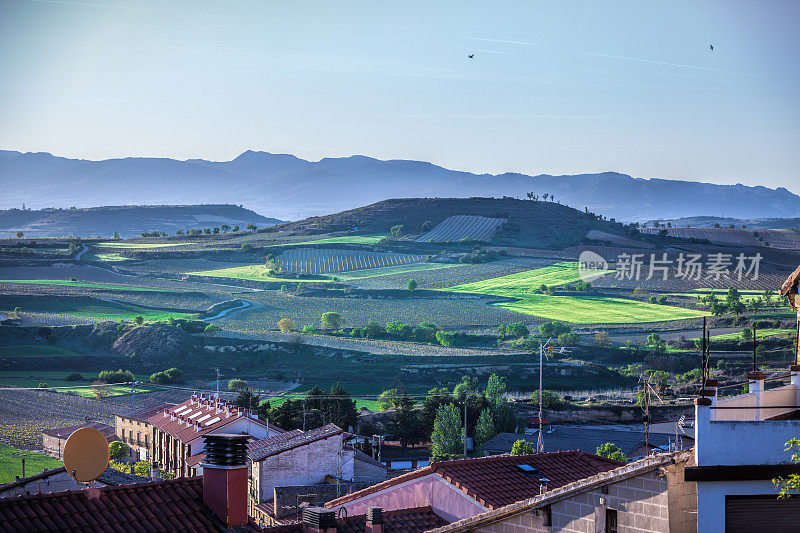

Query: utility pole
<box><xmin>214</xmin><ymin>368</ymin><xmax>220</xmax><ymax>398</ymax></box>
<box><xmin>463</xmin><ymin>399</ymin><xmax>468</xmax><ymax>459</ymax></box>
<box><xmin>537</xmin><ymin>342</ymin><xmax>544</xmax><ymax>453</ymax></box>
<box><xmin>752</xmin><ymin>323</ymin><xmax>757</xmax><ymax>372</ymax></box>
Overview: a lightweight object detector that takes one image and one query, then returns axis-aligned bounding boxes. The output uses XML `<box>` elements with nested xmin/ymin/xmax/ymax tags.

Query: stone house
<box><xmin>42</xmin><ymin>422</ymin><xmax>116</xmax><ymax>460</ymax></box>
<box><xmin>113</xmin><ymin>402</ymin><xmax>173</xmax><ymax>462</ymax></box>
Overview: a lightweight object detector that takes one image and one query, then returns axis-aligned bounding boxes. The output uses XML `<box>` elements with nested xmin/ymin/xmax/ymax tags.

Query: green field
<box><xmin>285</xmin><ymin>234</ymin><xmax>387</xmax><ymax>246</ymax></box>
<box><xmin>263</xmin><ymin>393</ymin><xmax>381</xmax><ymax>412</ymax></box>
<box><xmin>94</xmin><ymin>242</ymin><xmax>197</xmax><ymax>249</ymax></box>
<box><xmin>336</xmin><ymin>262</ymin><xmax>465</xmax><ymax>281</ymax></box>
<box><xmin>190</xmin><ymin>264</ymin><xmax>332</xmax><ymax>283</ymax></box>
<box><xmin>706</xmin><ymin>329</ymin><xmax>793</xmax><ymax>341</ymax></box>
<box><xmin>0</xmin><ymin>443</ymin><xmax>62</xmax><ymax>484</ymax></box>
<box><xmin>0</xmin><ymin>345</ymin><xmax>83</xmax><ymax>358</ymax></box>
<box><xmin>0</xmin><ymin>369</ymin><xmax>154</xmax><ymax>396</ymax></box>
<box><xmin>1</xmin><ymin>296</ymin><xmax>195</xmax><ymax>322</ymax></box>
<box><xmin>494</xmin><ymin>294</ymin><xmax>710</xmax><ymax>324</ymax></box>
<box><xmin>443</xmin><ymin>262</ymin><xmax>611</xmax><ymax>296</ymax></box>
<box><xmin>0</xmin><ymin>279</ymin><xmax>167</xmax><ymax>292</ymax></box>
<box><xmin>84</xmin><ymin>252</ymin><xmax>128</xmax><ymax>262</ymax></box>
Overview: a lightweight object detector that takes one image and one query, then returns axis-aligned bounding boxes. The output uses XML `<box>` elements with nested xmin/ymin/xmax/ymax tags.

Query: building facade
<box><xmin>42</xmin><ymin>422</ymin><xmax>116</xmax><ymax>460</ymax></box>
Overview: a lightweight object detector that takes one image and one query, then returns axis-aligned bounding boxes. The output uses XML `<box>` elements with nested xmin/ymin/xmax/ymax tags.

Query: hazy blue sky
<box><xmin>1</xmin><ymin>0</ymin><xmax>799</xmax><ymax>190</ymax></box>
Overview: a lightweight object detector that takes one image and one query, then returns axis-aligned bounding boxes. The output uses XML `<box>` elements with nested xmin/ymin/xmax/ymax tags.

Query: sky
<box><xmin>1</xmin><ymin>0</ymin><xmax>799</xmax><ymax>190</ymax></box>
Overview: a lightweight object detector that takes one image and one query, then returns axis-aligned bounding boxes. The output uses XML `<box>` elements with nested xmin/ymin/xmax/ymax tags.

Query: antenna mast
<box><xmin>537</xmin><ymin>341</ymin><xmax>545</xmax><ymax>453</ymax></box>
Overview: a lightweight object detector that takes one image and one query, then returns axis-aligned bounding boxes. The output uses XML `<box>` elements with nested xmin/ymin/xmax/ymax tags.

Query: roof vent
<box><xmin>366</xmin><ymin>507</ymin><xmax>384</xmax><ymax>524</ymax></box>
<box><xmin>302</xmin><ymin>507</ymin><xmax>337</xmax><ymax>529</ymax></box>
<box><xmin>203</xmin><ymin>434</ymin><xmax>249</xmax><ymax>467</ymax></box>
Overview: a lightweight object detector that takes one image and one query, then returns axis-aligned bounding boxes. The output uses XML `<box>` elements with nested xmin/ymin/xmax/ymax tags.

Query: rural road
<box><xmin>74</xmin><ymin>244</ymin><xmax>88</xmax><ymax>261</ymax></box>
<box><xmin>205</xmin><ymin>300</ymin><xmax>251</xmax><ymax>320</ymax></box>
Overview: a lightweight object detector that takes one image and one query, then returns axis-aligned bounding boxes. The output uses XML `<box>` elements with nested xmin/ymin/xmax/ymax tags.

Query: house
<box><xmin>687</xmin><ymin>369</ymin><xmax>800</xmax><ymax>531</ymax></box>
<box><xmin>325</xmin><ymin>452</ymin><xmax>624</xmax><ymax>523</ymax></box>
<box><xmin>482</xmin><ymin>426</ymin><xmax>683</xmax><ymax>461</ymax></box>
<box><xmin>425</xmin><ymin>450</ymin><xmax>695</xmax><ymax>533</ymax></box>
<box><xmin>0</xmin><ymin>466</ymin><xmax>147</xmax><ymax>499</ymax></box>
<box><xmin>42</xmin><ymin>421</ymin><xmax>116</xmax><ymax>460</ymax></box>
<box><xmin>261</xmin><ymin>505</ymin><xmax>449</xmax><ymax>533</ymax></box>
<box><xmin>0</xmin><ymin>434</ymin><xmax>261</xmax><ymax>532</ymax></box>
<box><xmin>248</xmin><ymin>423</ymin><xmax>388</xmax><ymax>525</ymax></box>
<box><xmin>148</xmin><ymin>393</ymin><xmax>283</xmax><ymax>478</ymax></box>
<box><xmin>113</xmin><ymin>402</ymin><xmax>173</xmax><ymax>462</ymax></box>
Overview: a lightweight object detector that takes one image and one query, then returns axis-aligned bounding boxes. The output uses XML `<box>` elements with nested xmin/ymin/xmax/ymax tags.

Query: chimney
<box><xmin>302</xmin><ymin>507</ymin><xmax>337</xmax><ymax>533</ymax></box>
<box><xmin>366</xmin><ymin>507</ymin><xmax>383</xmax><ymax>533</ymax></box>
<box><xmin>201</xmin><ymin>434</ymin><xmax>249</xmax><ymax>528</ymax></box>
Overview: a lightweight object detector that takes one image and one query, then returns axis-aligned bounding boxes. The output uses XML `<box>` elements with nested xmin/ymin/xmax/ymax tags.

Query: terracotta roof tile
<box><xmin>262</xmin><ymin>505</ymin><xmax>448</xmax><ymax>533</ymax></box>
<box><xmin>0</xmin><ymin>477</ymin><xmax>261</xmax><ymax>532</ymax></box>
<box><xmin>148</xmin><ymin>395</ymin><xmax>283</xmax><ymax>443</ymax></box>
<box><xmin>327</xmin><ymin>451</ymin><xmax>623</xmax><ymax>510</ymax></box>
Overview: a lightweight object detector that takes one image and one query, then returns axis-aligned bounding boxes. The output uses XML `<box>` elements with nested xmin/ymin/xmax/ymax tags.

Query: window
<box><xmin>542</xmin><ymin>505</ymin><xmax>552</xmax><ymax>527</ymax></box>
<box><xmin>605</xmin><ymin>509</ymin><xmax>618</xmax><ymax>533</ymax></box>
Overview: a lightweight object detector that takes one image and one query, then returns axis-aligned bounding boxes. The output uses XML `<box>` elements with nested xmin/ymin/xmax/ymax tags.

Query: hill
<box><xmin>2</xmin><ymin>149</ymin><xmax>798</xmax><ymax>221</ymax></box>
<box><xmin>269</xmin><ymin>197</ymin><xmax>645</xmax><ymax>249</ymax></box>
<box><xmin>644</xmin><ymin>215</ymin><xmax>800</xmax><ymax>230</ymax></box>
<box><xmin>0</xmin><ymin>204</ymin><xmax>282</xmax><ymax>238</ymax></box>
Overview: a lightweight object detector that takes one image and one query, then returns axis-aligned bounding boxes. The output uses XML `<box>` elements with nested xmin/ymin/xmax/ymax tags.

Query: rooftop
<box><xmin>0</xmin><ymin>477</ymin><xmax>260</xmax><ymax>532</ymax></box>
<box><xmin>148</xmin><ymin>393</ymin><xmax>281</xmax><ymax>443</ymax></box>
<box><xmin>327</xmin><ymin>451</ymin><xmax>623</xmax><ymax>510</ymax></box>
<box><xmin>42</xmin><ymin>421</ymin><xmax>116</xmax><ymax>440</ymax></box>
<box><xmin>0</xmin><ymin>466</ymin><xmax>148</xmax><ymax>493</ymax></box>
<box><xmin>261</xmin><ymin>506</ymin><xmax>448</xmax><ymax>533</ymax></box>
<box><xmin>248</xmin><ymin>424</ymin><xmax>343</xmax><ymax>462</ymax></box>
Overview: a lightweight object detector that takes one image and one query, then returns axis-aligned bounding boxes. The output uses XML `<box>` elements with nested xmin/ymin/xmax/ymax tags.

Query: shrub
<box><xmin>277</xmin><ymin>318</ymin><xmax>296</xmax><ymax>333</ymax></box>
<box><xmin>37</xmin><ymin>383</ymin><xmax>48</xmax><ymax>388</ymax></box>
<box><xmin>150</xmin><ymin>368</ymin><xmax>183</xmax><ymax>385</ymax></box>
<box><xmin>66</xmin><ymin>373</ymin><xmax>84</xmax><ymax>381</ymax></box>
<box><xmin>301</xmin><ymin>324</ymin><xmax>315</xmax><ymax>333</ymax></box>
<box><xmin>228</xmin><ymin>379</ymin><xmax>248</xmax><ymax>391</ymax></box>
<box><xmin>386</xmin><ymin>320</ymin><xmax>413</xmax><ymax>339</ymax></box>
<box><xmin>413</xmin><ymin>323</ymin><xmax>438</xmax><ymax>342</ymax></box>
<box><xmin>321</xmin><ymin>312</ymin><xmax>343</xmax><ymax>330</ymax></box>
<box><xmin>510</xmin><ymin>439</ymin><xmax>536</xmax><ymax>455</ymax></box>
<box><xmin>362</xmin><ymin>322</ymin><xmax>386</xmax><ymax>339</ymax></box>
<box><xmin>203</xmin><ymin>324</ymin><xmax>221</xmax><ymax>336</ymax></box>
<box><xmin>134</xmin><ymin>315</ymin><xmax>144</xmax><ymax>325</ymax></box>
<box><xmin>109</xmin><ymin>441</ymin><xmax>130</xmax><ymax>460</ymax></box>
<box><xmin>538</xmin><ymin>321</ymin><xmax>570</xmax><ymax>337</ymax></box>
<box><xmin>99</xmin><ymin>369</ymin><xmax>135</xmax><ymax>384</ymax></box>
<box><xmin>529</xmin><ymin>389</ymin><xmax>565</xmax><ymax>410</ymax></box>
<box><xmin>407</xmin><ymin>279</ymin><xmax>418</xmax><ymax>292</ymax></box>
<box><xmin>596</xmin><ymin>442</ymin><xmax>626</xmax><ymax>462</ymax></box>
<box><xmin>435</xmin><ymin>331</ymin><xmax>455</xmax><ymax>347</ymax></box>
<box><xmin>558</xmin><ymin>332</ymin><xmax>579</xmax><ymax>346</ymax></box>
<box><xmin>499</xmin><ymin>323</ymin><xmax>530</xmax><ymax>339</ymax></box>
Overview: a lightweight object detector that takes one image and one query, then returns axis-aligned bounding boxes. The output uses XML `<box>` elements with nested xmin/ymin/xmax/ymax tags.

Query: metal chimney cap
<box><xmin>302</xmin><ymin>507</ymin><xmax>337</xmax><ymax>529</ymax></box>
<box><xmin>366</xmin><ymin>507</ymin><xmax>384</xmax><ymax>524</ymax></box>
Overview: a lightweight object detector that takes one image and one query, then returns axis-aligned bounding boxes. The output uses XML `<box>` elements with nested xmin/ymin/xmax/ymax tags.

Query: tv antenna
<box><xmin>637</xmin><ymin>373</ymin><xmax>665</xmax><ymax>454</ymax></box>
<box><xmin>536</xmin><ymin>338</ymin><xmax>553</xmax><ymax>453</ymax></box>
<box><xmin>63</xmin><ymin>427</ymin><xmax>110</xmax><ymax>486</ymax></box>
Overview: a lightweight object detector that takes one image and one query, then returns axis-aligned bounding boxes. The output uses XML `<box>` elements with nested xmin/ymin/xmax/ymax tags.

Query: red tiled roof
<box><xmin>116</xmin><ymin>402</ymin><xmax>175</xmax><ymax>422</ymax></box>
<box><xmin>262</xmin><ymin>506</ymin><xmax>448</xmax><ymax>533</ymax></box>
<box><xmin>148</xmin><ymin>395</ymin><xmax>282</xmax><ymax>443</ymax></box>
<box><xmin>186</xmin><ymin>452</ymin><xmax>206</xmax><ymax>467</ymax></box>
<box><xmin>42</xmin><ymin>421</ymin><xmax>116</xmax><ymax>440</ymax></box>
<box><xmin>327</xmin><ymin>452</ymin><xmax>623</xmax><ymax>510</ymax></box>
<box><xmin>248</xmin><ymin>424</ymin><xmax>342</xmax><ymax>462</ymax></box>
<box><xmin>0</xmin><ymin>477</ymin><xmax>259</xmax><ymax>532</ymax></box>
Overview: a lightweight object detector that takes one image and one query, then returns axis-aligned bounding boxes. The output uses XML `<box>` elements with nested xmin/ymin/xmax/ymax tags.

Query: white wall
<box><xmin>697</xmin><ymin>479</ymin><xmax>778</xmax><ymax>533</ymax></box>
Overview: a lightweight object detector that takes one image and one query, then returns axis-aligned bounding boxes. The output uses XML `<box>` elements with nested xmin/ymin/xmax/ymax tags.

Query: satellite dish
<box><xmin>63</xmin><ymin>427</ymin><xmax>109</xmax><ymax>483</ymax></box>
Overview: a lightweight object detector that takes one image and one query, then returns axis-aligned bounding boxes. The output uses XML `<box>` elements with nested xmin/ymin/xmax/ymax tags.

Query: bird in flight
<box><xmin>709</xmin><ymin>44</ymin><xmax>714</xmax><ymax>51</ymax></box>
<box><xmin>468</xmin><ymin>53</ymin><xmax>475</xmax><ymax>59</ymax></box>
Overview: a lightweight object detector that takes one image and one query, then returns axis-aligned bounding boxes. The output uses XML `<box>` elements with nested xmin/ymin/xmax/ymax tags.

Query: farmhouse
<box><xmin>325</xmin><ymin>452</ymin><xmax>624</xmax><ymax>523</ymax></box>
<box><xmin>148</xmin><ymin>393</ymin><xmax>283</xmax><ymax>478</ymax></box>
<box><xmin>42</xmin><ymin>421</ymin><xmax>116</xmax><ymax>460</ymax></box>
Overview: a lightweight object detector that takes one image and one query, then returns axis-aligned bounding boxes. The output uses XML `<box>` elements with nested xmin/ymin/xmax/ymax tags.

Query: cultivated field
<box><xmin>444</xmin><ymin>262</ymin><xmax>610</xmax><ymax>296</ymax></box>
<box><xmin>417</xmin><ymin>215</ymin><xmax>506</xmax><ymax>242</ymax></box>
<box><xmin>275</xmin><ymin>248</ymin><xmax>426</xmax><ymax>275</ymax></box>
<box><xmin>191</xmin><ymin>264</ymin><xmax>332</xmax><ymax>283</ymax></box>
<box><xmin>336</xmin><ymin>262</ymin><xmax>465</xmax><ymax>281</ymax></box>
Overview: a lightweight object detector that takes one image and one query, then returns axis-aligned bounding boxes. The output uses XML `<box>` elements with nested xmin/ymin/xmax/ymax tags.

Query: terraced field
<box><xmin>190</xmin><ymin>264</ymin><xmax>332</xmax><ymax>283</ymax></box>
<box><xmin>639</xmin><ymin>227</ymin><xmax>762</xmax><ymax>247</ymax></box>
<box><xmin>496</xmin><ymin>294</ymin><xmax>710</xmax><ymax>324</ymax></box>
<box><xmin>275</xmin><ymin>248</ymin><xmax>426</xmax><ymax>275</ymax></box>
<box><xmin>336</xmin><ymin>262</ymin><xmax>465</xmax><ymax>281</ymax></box>
<box><xmin>0</xmin><ymin>279</ymin><xmax>170</xmax><ymax>292</ymax></box>
<box><xmin>284</xmin><ymin>234</ymin><xmax>387</xmax><ymax>246</ymax></box>
<box><xmin>444</xmin><ymin>262</ymin><xmax>611</xmax><ymax>296</ymax></box>
<box><xmin>1</xmin><ymin>295</ymin><xmax>196</xmax><ymax>324</ymax></box>
<box><xmin>94</xmin><ymin>241</ymin><xmax>198</xmax><ymax>249</ymax></box>
<box><xmin>417</xmin><ymin>215</ymin><xmax>506</xmax><ymax>242</ymax></box>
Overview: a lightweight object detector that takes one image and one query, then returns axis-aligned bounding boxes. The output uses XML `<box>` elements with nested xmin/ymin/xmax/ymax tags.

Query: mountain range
<box><xmin>2</xmin><ymin>149</ymin><xmax>797</xmax><ymax>222</ymax></box>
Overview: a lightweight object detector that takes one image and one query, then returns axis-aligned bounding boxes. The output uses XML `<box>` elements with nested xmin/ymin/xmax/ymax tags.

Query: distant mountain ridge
<box><xmin>1</xmin><ymin>149</ymin><xmax>797</xmax><ymax>222</ymax></box>
<box><xmin>0</xmin><ymin>204</ymin><xmax>282</xmax><ymax>238</ymax></box>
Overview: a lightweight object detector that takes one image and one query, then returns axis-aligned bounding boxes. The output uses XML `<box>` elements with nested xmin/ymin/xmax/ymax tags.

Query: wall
<box><xmin>696</xmin><ymin>479</ymin><xmax>778</xmax><ymax>533</ymax></box>
<box><xmin>333</xmin><ymin>474</ymin><xmax>488</xmax><ymax>523</ymax></box>
<box><xmin>42</xmin><ymin>433</ymin><xmax>66</xmax><ymax>459</ymax></box>
<box><xmin>695</xmin><ymin>413</ymin><xmax>800</xmax><ymax>466</ymax></box>
<box><xmin>114</xmin><ymin>415</ymin><xmax>151</xmax><ymax>461</ymax></box>
<box><xmin>475</xmin><ymin>471</ymin><xmax>671</xmax><ymax>533</ymax></box>
<box><xmin>664</xmin><ymin>455</ymin><xmax>697</xmax><ymax>533</ymax></box>
<box><xmin>257</xmin><ymin>434</ymin><xmax>343</xmax><ymax>503</ymax></box>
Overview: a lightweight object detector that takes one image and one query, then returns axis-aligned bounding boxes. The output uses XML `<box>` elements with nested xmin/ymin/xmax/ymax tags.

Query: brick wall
<box><xmin>476</xmin><ymin>470</ymin><xmax>672</xmax><ymax>533</ymax></box>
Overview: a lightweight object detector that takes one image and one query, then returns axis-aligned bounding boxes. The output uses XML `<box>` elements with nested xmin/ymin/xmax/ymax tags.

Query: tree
<box><xmin>499</xmin><ymin>323</ymin><xmax>529</xmax><ymax>339</ymax></box>
<box><xmin>474</xmin><ymin>408</ymin><xmax>496</xmax><ymax>448</ymax></box>
<box><xmin>558</xmin><ymin>332</ymin><xmax>578</xmax><ymax>346</ymax></box>
<box><xmin>510</xmin><ymin>439</ymin><xmax>536</xmax><ymax>455</ymax></box>
<box><xmin>245</xmin><ymin>223</ymin><xmax>256</xmax><ymax>231</ymax></box>
<box><xmin>431</xmin><ymin>404</ymin><xmax>464</xmax><ymax>460</ymax></box>
<box><xmin>596</xmin><ymin>442</ymin><xmax>627</xmax><ymax>462</ymax></box>
<box><xmin>204</xmin><ymin>228</ymin><xmax>211</xmax><ymax>235</ymax></box>
<box><xmin>233</xmin><ymin>225</ymin><xmax>240</xmax><ymax>232</ymax></box>
<box><xmin>385</xmin><ymin>394</ymin><xmax>423</xmax><ymax>449</ymax></box>
<box><xmin>390</xmin><ymin>224</ymin><xmax>403</xmax><ymax>237</ymax></box>
<box><xmin>485</xmin><ymin>374</ymin><xmax>506</xmax><ymax>407</ymax></box>
<box><xmin>277</xmin><ymin>318</ymin><xmax>296</xmax><ymax>333</ymax></box>
<box><xmin>774</xmin><ymin>438</ymin><xmax>800</xmax><ymax>498</ymax></box>
<box><xmin>134</xmin><ymin>315</ymin><xmax>144</xmax><ymax>325</ymax></box>
<box><xmin>748</xmin><ymin>297</ymin><xmax>763</xmax><ymax>313</ymax></box>
<box><xmin>212</xmin><ymin>227</ymin><xmax>220</xmax><ymax>234</ymax></box>
<box><xmin>435</xmin><ymin>330</ymin><xmax>455</xmax><ymax>347</ymax></box>
<box><xmin>109</xmin><ymin>441</ymin><xmax>130</xmax><ymax>460</ymax></box>
<box><xmin>539</xmin><ymin>321</ymin><xmax>570</xmax><ymax>338</ymax></box>
<box><xmin>99</xmin><ymin>369</ymin><xmax>134</xmax><ymax>383</ymax></box>
<box><xmin>113</xmin><ymin>232</ymin><xmax>120</xmax><ymax>239</ymax></box>
<box><xmin>204</xmin><ymin>324</ymin><xmax>221</xmax><ymax>336</ymax></box>
<box><xmin>220</xmin><ymin>224</ymin><xmax>231</xmax><ymax>233</ymax></box>
<box><xmin>530</xmin><ymin>389</ymin><xmax>564</xmax><ymax>410</ymax></box>
<box><xmin>164</xmin><ymin>367</ymin><xmax>183</xmax><ymax>383</ymax></box>
<box><xmin>421</xmin><ymin>387</ymin><xmax>453</xmax><ymax>434</ymax></box>
<box><xmin>323</xmin><ymin>384</ymin><xmax>359</xmax><ymax>431</ymax></box>
<box><xmin>763</xmin><ymin>289</ymin><xmax>775</xmax><ymax>309</ymax></box>
<box><xmin>453</xmin><ymin>376</ymin><xmax>478</xmax><ymax>402</ymax></box>
<box><xmin>377</xmin><ymin>388</ymin><xmax>405</xmax><ymax>411</ymax></box>
<box><xmin>228</xmin><ymin>379</ymin><xmax>248</xmax><ymax>391</ymax></box>
<box><xmin>15</xmin><ymin>231</ymin><xmax>23</xmax><ymax>238</ymax></box>
<box><xmin>233</xmin><ymin>388</ymin><xmax>261</xmax><ymax>412</ymax></box>
<box><xmin>407</xmin><ymin>279</ymin><xmax>418</xmax><ymax>292</ymax></box>
<box><xmin>594</xmin><ymin>331</ymin><xmax>611</xmax><ymax>346</ymax></box>
<box><xmin>92</xmin><ymin>381</ymin><xmax>111</xmax><ymax>398</ymax></box>
<box><xmin>320</xmin><ymin>312</ymin><xmax>343</xmax><ymax>330</ymax></box>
